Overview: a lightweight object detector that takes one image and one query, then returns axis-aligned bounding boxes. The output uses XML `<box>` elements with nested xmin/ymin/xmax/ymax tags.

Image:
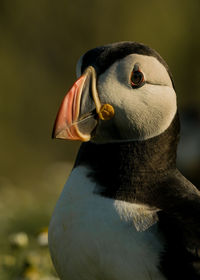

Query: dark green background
<box><xmin>0</xmin><ymin>1</ymin><xmax>199</xmax><ymax>278</ymax></box>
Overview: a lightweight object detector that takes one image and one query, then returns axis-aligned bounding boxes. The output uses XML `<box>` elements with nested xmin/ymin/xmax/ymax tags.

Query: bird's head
<box><xmin>52</xmin><ymin>42</ymin><xmax>177</xmax><ymax>143</ymax></box>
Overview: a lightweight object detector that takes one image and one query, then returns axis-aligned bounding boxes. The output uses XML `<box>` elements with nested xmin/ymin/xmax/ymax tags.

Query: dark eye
<box><xmin>130</xmin><ymin>69</ymin><xmax>144</xmax><ymax>88</ymax></box>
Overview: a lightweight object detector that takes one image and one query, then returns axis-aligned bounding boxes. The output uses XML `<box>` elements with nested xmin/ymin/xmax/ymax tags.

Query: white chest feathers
<box><xmin>48</xmin><ymin>166</ymin><xmax>165</xmax><ymax>280</ymax></box>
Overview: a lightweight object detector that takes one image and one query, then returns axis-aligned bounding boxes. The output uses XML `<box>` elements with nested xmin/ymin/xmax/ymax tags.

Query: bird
<box><xmin>48</xmin><ymin>41</ymin><xmax>200</xmax><ymax>280</ymax></box>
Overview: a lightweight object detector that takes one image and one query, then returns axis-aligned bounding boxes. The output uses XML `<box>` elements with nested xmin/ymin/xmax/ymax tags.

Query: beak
<box><xmin>52</xmin><ymin>67</ymin><xmax>98</xmax><ymax>141</ymax></box>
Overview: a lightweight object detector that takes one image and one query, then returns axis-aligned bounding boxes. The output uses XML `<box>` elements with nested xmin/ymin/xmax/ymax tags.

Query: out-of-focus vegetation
<box><xmin>0</xmin><ymin>0</ymin><xmax>199</xmax><ymax>279</ymax></box>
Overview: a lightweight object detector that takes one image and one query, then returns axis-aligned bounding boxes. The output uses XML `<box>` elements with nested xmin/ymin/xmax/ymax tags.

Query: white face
<box><xmin>77</xmin><ymin>54</ymin><xmax>177</xmax><ymax>143</ymax></box>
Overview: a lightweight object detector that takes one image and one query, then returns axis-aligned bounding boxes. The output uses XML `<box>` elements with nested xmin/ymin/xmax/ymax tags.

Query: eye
<box><xmin>130</xmin><ymin>68</ymin><xmax>144</xmax><ymax>88</ymax></box>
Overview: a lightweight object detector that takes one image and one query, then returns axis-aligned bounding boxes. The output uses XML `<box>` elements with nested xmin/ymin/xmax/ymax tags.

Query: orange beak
<box><xmin>52</xmin><ymin>66</ymin><xmax>115</xmax><ymax>142</ymax></box>
<box><xmin>52</xmin><ymin>74</ymin><xmax>92</xmax><ymax>141</ymax></box>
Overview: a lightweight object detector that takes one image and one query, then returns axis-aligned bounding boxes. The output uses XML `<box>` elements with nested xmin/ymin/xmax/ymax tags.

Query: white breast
<box><xmin>48</xmin><ymin>166</ymin><xmax>166</xmax><ymax>280</ymax></box>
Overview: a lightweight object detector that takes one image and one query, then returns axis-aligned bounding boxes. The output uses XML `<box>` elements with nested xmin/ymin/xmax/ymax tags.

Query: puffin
<box><xmin>49</xmin><ymin>42</ymin><xmax>200</xmax><ymax>280</ymax></box>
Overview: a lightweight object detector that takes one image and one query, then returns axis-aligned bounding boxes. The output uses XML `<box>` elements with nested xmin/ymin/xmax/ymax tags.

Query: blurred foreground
<box><xmin>0</xmin><ymin>162</ymin><xmax>72</xmax><ymax>279</ymax></box>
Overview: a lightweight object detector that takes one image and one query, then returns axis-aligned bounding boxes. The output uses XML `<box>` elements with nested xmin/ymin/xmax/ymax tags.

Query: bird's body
<box><xmin>49</xmin><ymin>165</ymin><xmax>165</xmax><ymax>280</ymax></box>
<box><xmin>49</xmin><ymin>42</ymin><xmax>200</xmax><ymax>279</ymax></box>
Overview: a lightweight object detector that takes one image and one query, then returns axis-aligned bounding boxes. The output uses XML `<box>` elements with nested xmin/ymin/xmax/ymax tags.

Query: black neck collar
<box><xmin>74</xmin><ymin>112</ymin><xmax>180</xmax><ymax>203</ymax></box>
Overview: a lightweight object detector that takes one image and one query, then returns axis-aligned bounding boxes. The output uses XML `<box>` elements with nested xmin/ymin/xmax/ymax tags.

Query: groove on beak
<box><xmin>52</xmin><ymin>66</ymin><xmax>115</xmax><ymax>142</ymax></box>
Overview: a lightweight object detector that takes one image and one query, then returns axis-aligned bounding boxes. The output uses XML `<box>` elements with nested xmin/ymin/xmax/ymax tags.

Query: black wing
<box><xmin>156</xmin><ymin>170</ymin><xmax>200</xmax><ymax>279</ymax></box>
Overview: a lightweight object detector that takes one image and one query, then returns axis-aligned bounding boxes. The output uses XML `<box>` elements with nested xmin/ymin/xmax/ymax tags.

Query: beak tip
<box><xmin>52</xmin><ymin>128</ymin><xmax>70</xmax><ymax>140</ymax></box>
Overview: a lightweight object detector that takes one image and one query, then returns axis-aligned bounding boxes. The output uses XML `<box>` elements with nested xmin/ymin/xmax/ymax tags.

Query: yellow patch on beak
<box><xmin>98</xmin><ymin>104</ymin><xmax>115</xmax><ymax>120</ymax></box>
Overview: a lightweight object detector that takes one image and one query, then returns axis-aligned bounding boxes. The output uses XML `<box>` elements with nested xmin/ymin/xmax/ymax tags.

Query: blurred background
<box><xmin>0</xmin><ymin>0</ymin><xmax>199</xmax><ymax>279</ymax></box>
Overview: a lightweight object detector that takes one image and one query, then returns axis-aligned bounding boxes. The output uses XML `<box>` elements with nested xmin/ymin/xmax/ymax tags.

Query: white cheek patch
<box><xmin>126</xmin><ymin>85</ymin><xmax>177</xmax><ymax>138</ymax></box>
<box><xmin>115</xmin><ymin>54</ymin><xmax>173</xmax><ymax>88</ymax></box>
<box><xmin>97</xmin><ymin>54</ymin><xmax>177</xmax><ymax>141</ymax></box>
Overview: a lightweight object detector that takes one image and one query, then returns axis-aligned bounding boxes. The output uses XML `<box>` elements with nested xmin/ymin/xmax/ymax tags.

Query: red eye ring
<box><xmin>130</xmin><ymin>69</ymin><xmax>144</xmax><ymax>88</ymax></box>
